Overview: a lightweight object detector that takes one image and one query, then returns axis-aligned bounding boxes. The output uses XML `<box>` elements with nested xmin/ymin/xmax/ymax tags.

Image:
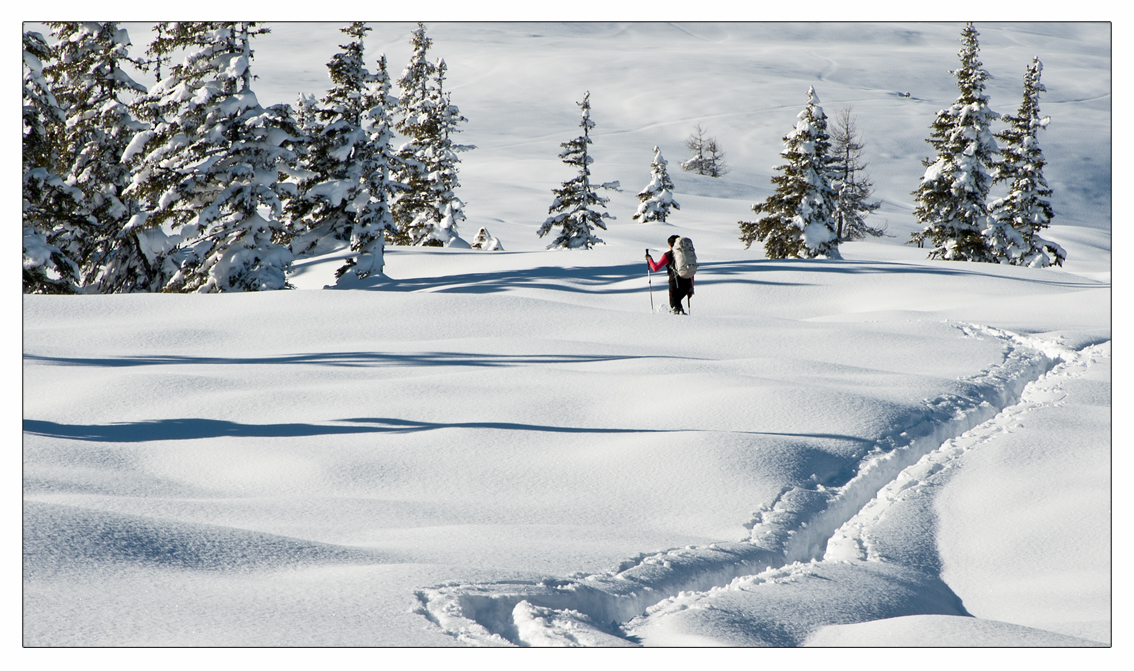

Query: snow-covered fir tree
<box><xmin>389</xmin><ymin>23</ymin><xmax>436</xmax><ymax>245</ymax></box>
<box><xmin>294</xmin><ymin>93</ymin><xmax>320</xmax><ymax>136</ymax></box>
<box><xmin>428</xmin><ymin>61</ymin><xmax>475</xmax><ymax>244</ymax></box>
<box><xmin>285</xmin><ymin>22</ymin><xmax>402</xmax><ymax>273</ymax></box>
<box><xmin>44</xmin><ymin>22</ymin><xmax>151</xmax><ymax>292</ymax></box>
<box><xmin>125</xmin><ymin>22</ymin><xmax>303</xmax><ymax>293</ymax></box>
<box><xmin>22</xmin><ymin>30</ymin><xmax>82</xmax><ymax>294</ymax></box>
<box><xmin>633</xmin><ymin>146</ymin><xmax>680</xmax><ymax>223</ymax></box>
<box><xmin>390</xmin><ymin>23</ymin><xmax>472</xmax><ymax>246</ymax></box>
<box><xmin>538</xmin><ymin>91</ymin><xmax>621</xmax><ymax>250</ymax></box>
<box><xmin>829</xmin><ymin>106</ymin><xmax>884</xmax><ymax>242</ymax></box>
<box><xmin>987</xmin><ymin>58</ymin><xmax>1065</xmax><ymax>267</ymax></box>
<box><xmin>910</xmin><ymin>23</ymin><xmax>1000</xmax><ymax>262</ymax></box>
<box><xmin>336</xmin><ymin>52</ymin><xmax>405</xmax><ymax>280</ymax></box>
<box><xmin>739</xmin><ymin>86</ymin><xmax>841</xmax><ymax>259</ymax></box>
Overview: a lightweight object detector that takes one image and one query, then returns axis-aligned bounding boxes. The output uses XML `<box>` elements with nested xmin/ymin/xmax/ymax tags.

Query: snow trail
<box><xmin>825</xmin><ymin>338</ymin><xmax>1108</xmax><ymax>565</ymax></box>
<box><xmin>625</xmin><ymin>336</ymin><xmax>1109</xmax><ymax>646</ymax></box>
<box><xmin>412</xmin><ymin>325</ymin><xmax>1067</xmax><ymax>646</ymax></box>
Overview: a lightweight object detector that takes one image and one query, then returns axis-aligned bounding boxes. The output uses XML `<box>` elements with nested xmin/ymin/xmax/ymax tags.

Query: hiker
<box><xmin>646</xmin><ymin>234</ymin><xmax>696</xmax><ymax>314</ymax></box>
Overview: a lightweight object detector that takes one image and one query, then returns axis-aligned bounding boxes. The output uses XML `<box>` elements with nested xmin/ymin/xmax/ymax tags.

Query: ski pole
<box><xmin>646</xmin><ymin>248</ymin><xmax>654</xmax><ymax>313</ymax></box>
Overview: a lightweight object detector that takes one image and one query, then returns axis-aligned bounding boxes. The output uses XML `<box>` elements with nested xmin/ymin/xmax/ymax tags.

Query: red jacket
<box><xmin>647</xmin><ymin>251</ymin><xmax>671</xmax><ymax>273</ymax></box>
<box><xmin>647</xmin><ymin>251</ymin><xmax>694</xmax><ymax>287</ymax></box>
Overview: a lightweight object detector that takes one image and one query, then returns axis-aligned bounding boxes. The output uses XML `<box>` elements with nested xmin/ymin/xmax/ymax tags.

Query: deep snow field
<box><xmin>20</xmin><ymin>19</ymin><xmax>1115</xmax><ymax>655</ymax></box>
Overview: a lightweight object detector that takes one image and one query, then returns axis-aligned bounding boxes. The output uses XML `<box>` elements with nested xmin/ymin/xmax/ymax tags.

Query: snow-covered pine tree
<box><xmin>987</xmin><ymin>58</ymin><xmax>1065</xmax><ymax>267</ymax></box>
<box><xmin>22</xmin><ymin>29</ymin><xmax>82</xmax><ymax>294</ymax></box>
<box><xmin>739</xmin><ymin>86</ymin><xmax>841</xmax><ymax>259</ymax></box>
<box><xmin>286</xmin><ymin>22</ymin><xmax>389</xmax><ymax>257</ymax></box>
<box><xmin>294</xmin><ymin>93</ymin><xmax>320</xmax><ymax>138</ymax></box>
<box><xmin>390</xmin><ymin>23</ymin><xmax>472</xmax><ymax>247</ymax></box>
<box><xmin>336</xmin><ymin>53</ymin><xmax>405</xmax><ymax>280</ymax></box>
<box><xmin>538</xmin><ymin>91</ymin><xmax>621</xmax><ymax>250</ymax></box>
<box><xmin>909</xmin><ymin>22</ymin><xmax>1000</xmax><ymax>262</ymax></box>
<box><xmin>389</xmin><ymin>23</ymin><xmax>436</xmax><ymax>245</ymax></box>
<box><xmin>633</xmin><ymin>146</ymin><xmax>680</xmax><ymax>223</ymax></box>
<box><xmin>829</xmin><ymin>106</ymin><xmax>884</xmax><ymax>242</ymax></box>
<box><xmin>125</xmin><ymin>22</ymin><xmax>303</xmax><ymax>293</ymax></box>
<box><xmin>426</xmin><ymin>60</ymin><xmax>474</xmax><ymax>245</ymax></box>
<box><xmin>44</xmin><ymin>22</ymin><xmax>152</xmax><ymax>292</ymax></box>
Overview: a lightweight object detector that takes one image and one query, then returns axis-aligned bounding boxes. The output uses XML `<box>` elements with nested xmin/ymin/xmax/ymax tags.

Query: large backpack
<box><xmin>672</xmin><ymin>236</ymin><xmax>698</xmax><ymax>279</ymax></box>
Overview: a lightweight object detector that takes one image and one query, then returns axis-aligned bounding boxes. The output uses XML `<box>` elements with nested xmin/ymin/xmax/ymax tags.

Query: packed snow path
<box><xmin>414</xmin><ymin>327</ymin><xmax>1103</xmax><ymax>646</ymax></box>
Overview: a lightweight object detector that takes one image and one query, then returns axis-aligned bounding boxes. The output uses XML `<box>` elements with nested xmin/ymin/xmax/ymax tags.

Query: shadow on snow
<box><xmin>23</xmin><ymin>351</ymin><xmax>694</xmax><ymax>369</ymax></box>
<box><xmin>336</xmin><ymin>258</ymin><xmax>1101</xmax><ymax>294</ymax></box>
<box><xmin>23</xmin><ymin>417</ymin><xmax>873</xmax><ymax>448</ymax></box>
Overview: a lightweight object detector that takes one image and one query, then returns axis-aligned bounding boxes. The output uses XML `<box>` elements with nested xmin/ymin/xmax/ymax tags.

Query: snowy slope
<box><xmin>22</xmin><ymin>21</ymin><xmax>1111</xmax><ymax>649</ymax></box>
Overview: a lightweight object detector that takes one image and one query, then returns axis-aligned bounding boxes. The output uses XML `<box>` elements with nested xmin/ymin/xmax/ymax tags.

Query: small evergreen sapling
<box><xmin>909</xmin><ymin>23</ymin><xmax>999</xmax><ymax>262</ymax></box>
<box><xmin>987</xmin><ymin>58</ymin><xmax>1064</xmax><ymax>267</ymax></box>
<box><xmin>739</xmin><ymin>86</ymin><xmax>841</xmax><ymax>259</ymax></box>
<box><xmin>471</xmin><ymin>227</ymin><xmax>503</xmax><ymax>251</ymax></box>
<box><xmin>538</xmin><ymin>91</ymin><xmax>621</xmax><ymax>250</ymax></box>
<box><xmin>633</xmin><ymin>147</ymin><xmax>680</xmax><ymax>224</ymax></box>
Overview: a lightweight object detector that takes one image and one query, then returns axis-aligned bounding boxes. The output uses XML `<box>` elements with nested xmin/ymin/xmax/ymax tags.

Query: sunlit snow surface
<box><xmin>22</xmin><ymin>21</ymin><xmax>1110</xmax><ymax>647</ymax></box>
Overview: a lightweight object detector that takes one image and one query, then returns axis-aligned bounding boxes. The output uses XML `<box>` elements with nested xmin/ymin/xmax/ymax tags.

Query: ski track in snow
<box><xmin>412</xmin><ymin>324</ymin><xmax>1092</xmax><ymax>646</ymax></box>
<box><xmin>824</xmin><ymin>339</ymin><xmax>1110</xmax><ymax>566</ymax></box>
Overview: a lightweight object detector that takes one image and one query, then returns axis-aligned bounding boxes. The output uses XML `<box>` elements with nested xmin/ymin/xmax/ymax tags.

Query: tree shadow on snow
<box><xmin>331</xmin><ymin>258</ymin><xmax>1101</xmax><ymax>295</ymax></box>
<box><xmin>24</xmin><ymin>416</ymin><xmax>876</xmax><ymax>446</ymax></box>
<box><xmin>23</xmin><ymin>351</ymin><xmax>692</xmax><ymax>369</ymax></box>
<box><xmin>21</xmin><ymin>417</ymin><xmax>676</xmax><ymax>443</ymax></box>
<box><xmin>334</xmin><ymin>261</ymin><xmax>810</xmax><ymax>294</ymax></box>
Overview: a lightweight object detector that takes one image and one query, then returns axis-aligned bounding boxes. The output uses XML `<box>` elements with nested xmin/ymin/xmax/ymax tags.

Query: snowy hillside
<box><xmin>22</xmin><ymin>21</ymin><xmax>1111</xmax><ymax>650</ymax></box>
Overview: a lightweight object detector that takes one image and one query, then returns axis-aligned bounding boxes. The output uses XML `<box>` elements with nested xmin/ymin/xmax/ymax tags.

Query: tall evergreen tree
<box><xmin>739</xmin><ymin>86</ymin><xmax>841</xmax><ymax>259</ymax></box>
<box><xmin>22</xmin><ymin>30</ymin><xmax>81</xmax><ymax>294</ymax></box>
<box><xmin>909</xmin><ymin>22</ymin><xmax>1000</xmax><ymax>262</ymax></box>
<box><xmin>987</xmin><ymin>58</ymin><xmax>1064</xmax><ymax>267</ymax></box>
<box><xmin>45</xmin><ymin>22</ymin><xmax>151</xmax><ymax>292</ymax></box>
<box><xmin>538</xmin><ymin>92</ymin><xmax>620</xmax><ymax>249</ymax></box>
<box><xmin>125</xmin><ymin>22</ymin><xmax>303</xmax><ymax>292</ymax></box>
<box><xmin>829</xmin><ymin>106</ymin><xmax>884</xmax><ymax>242</ymax></box>
<box><xmin>390</xmin><ymin>23</ymin><xmax>471</xmax><ymax>246</ymax></box>
<box><xmin>426</xmin><ymin>60</ymin><xmax>474</xmax><ymax>245</ymax></box>
<box><xmin>633</xmin><ymin>146</ymin><xmax>680</xmax><ymax>223</ymax></box>
<box><xmin>337</xmin><ymin>52</ymin><xmax>404</xmax><ymax>280</ymax></box>
<box><xmin>286</xmin><ymin>22</ymin><xmax>397</xmax><ymax>260</ymax></box>
<box><xmin>389</xmin><ymin>23</ymin><xmax>436</xmax><ymax>245</ymax></box>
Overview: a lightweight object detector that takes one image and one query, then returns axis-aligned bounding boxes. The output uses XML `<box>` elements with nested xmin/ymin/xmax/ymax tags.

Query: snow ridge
<box><xmin>412</xmin><ymin>325</ymin><xmax>1063</xmax><ymax>646</ymax></box>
